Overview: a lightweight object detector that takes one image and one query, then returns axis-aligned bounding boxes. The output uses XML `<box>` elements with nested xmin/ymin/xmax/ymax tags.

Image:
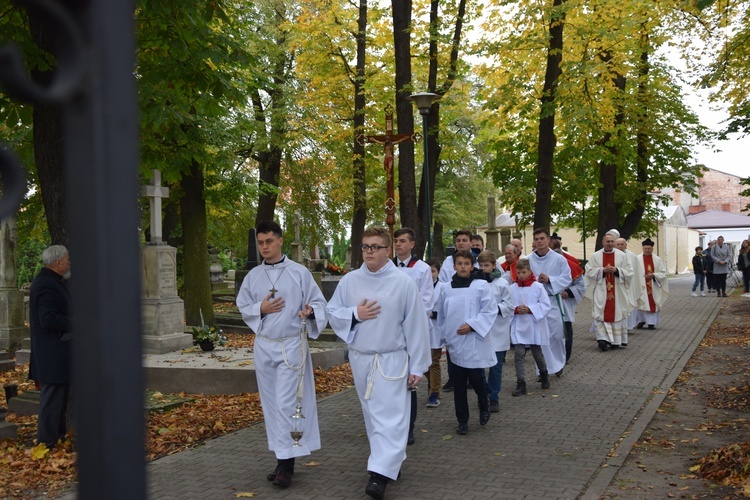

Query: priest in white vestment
<box><xmin>635</xmin><ymin>238</ymin><xmax>669</xmax><ymax>329</ymax></box>
<box><xmin>236</xmin><ymin>221</ymin><xmax>328</xmax><ymax>488</ymax></box>
<box><xmin>585</xmin><ymin>233</ymin><xmax>633</xmax><ymax>351</ymax></box>
<box><xmin>327</xmin><ymin>227</ymin><xmax>430</xmax><ymax>499</ymax></box>
<box><xmin>615</xmin><ymin>237</ymin><xmax>642</xmax><ymax>330</ymax></box>
<box><xmin>527</xmin><ymin>229</ymin><xmax>572</xmax><ymax>376</ymax></box>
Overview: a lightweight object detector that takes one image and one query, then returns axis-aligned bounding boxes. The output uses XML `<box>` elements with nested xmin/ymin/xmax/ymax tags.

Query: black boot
<box><xmin>511</xmin><ymin>379</ymin><xmax>527</xmax><ymax>396</ymax></box>
<box><xmin>365</xmin><ymin>472</ymin><xmax>389</xmax><ymax>499</ymax></box>
<box><xmin>540</xmin><ymin>370</ymin><xmax>550</xmax><ymax>390</ymax></box>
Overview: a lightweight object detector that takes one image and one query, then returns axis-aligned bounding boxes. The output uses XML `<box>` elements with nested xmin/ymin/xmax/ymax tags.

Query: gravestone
<box><xmin>234</xmin><ymin>228</ymin><xmax>260</xmax><ymax>300</ymax></box>
<box><xmin>0</xmin><ymin>217</ymin><xmax>28</xmax><ymax>350</ymax></box>
<box><xmin>140</xmin><ymin>171</ymin><xmax>192</xmax><ymax>354</ymax></box>
<box><xmin>208</xmin><ymin>247</ymin><xmax>224</xmax><ymax>289</ymax></box>
<box><xmin>291</xmin><ymin>212</ymin><xmax>303</xmax><ymax>263</ymax></box>
<box><xmin>500</xmin><ymin>228</ymin><xmax>512</xmax><ymax>250</ymax></box>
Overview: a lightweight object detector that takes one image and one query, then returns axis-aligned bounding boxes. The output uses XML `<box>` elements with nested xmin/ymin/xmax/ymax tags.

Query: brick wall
<box><xmin>695</xmin><ymin>169</ymin><xmax>750</xmax><ymax>213</ymax></box>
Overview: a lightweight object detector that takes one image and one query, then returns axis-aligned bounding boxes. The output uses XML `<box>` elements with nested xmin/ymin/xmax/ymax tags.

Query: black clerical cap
<box><xmin>642</xmin><ymin>238</ymin><xmax>655</xmax><ymax>247</ymax></box>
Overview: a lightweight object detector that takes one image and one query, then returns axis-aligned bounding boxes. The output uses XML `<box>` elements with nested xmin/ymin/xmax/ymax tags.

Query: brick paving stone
<box><xmin>134</xmin><ymin>274</ymin><xmax>727</xmax><ymax>499</ymax></box>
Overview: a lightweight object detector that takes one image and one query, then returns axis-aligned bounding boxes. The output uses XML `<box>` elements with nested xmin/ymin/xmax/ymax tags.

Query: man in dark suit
<box><xmin>29</xmin><ymin>245</ymin><xmax>72</xmax><ymax>448</ymax></box>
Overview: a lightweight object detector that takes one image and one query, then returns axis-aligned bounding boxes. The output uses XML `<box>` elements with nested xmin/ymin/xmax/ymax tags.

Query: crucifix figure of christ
<box><xmin>357</xmin><ymin>104</ymin><xmax>421</xmax><ymax>255</ymax></box>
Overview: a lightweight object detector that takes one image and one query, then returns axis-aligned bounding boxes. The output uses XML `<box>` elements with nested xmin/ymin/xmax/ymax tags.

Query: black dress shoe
<box><xmin>456</xmin><ymin>423</ymin><xmax>469</xmax><ymax>435</ymax></box>
<box><xmin>648</xmin><ymin>324</ymin><xmax>655</xmax><ymax>330</ymax></box>
<box><xmin>365</xmin><ymin>472</ymin><xmax>388</xmax><ymax>499</ymax></box>
<box><xmin>272</xmin><ymin>468</ymin><xmax>292</xmax><ymax>488</ymax></box>
<box><xmin>636</xmin><ymin>322</ymin><xmax>645</xmax><ymax>329</ymax></box>
<box><xmin>598</xmin><ymin>340</ymin><xmax>609</xmax><ymax>351</ymax></box>
<box><xmin>479</xmin><ymin>411</ymin><xmax>490</xmax><ymax>426</ymax></box>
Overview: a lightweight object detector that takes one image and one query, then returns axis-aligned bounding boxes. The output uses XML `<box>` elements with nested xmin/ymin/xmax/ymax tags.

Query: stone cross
<box><xmin>358</xmin><ymin>104</ymin><xmax>420</xmax><ymax>253</ymax></box>
<box><xmin>140</xmin><ymin>170</ymin><xmax>169</xmax><ymax>244</ymax></box>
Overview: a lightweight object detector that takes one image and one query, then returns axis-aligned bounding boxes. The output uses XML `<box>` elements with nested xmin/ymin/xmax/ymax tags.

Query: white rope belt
<box><xmin>350</xmin><ymin>347</ymin><xmax>408</xmax><ymax>401</ymax></box>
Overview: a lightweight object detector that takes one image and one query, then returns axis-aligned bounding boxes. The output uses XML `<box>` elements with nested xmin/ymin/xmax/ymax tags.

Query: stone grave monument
<box><xmin>234</xmin><ymin>228</ymin><xmax>260</xmax><ymax>300</ymax></box>
<box><xmin>140</xmin><ymin>170</ymin><xmax>193</xmax><ymax>354</ymax></box>
<box><xmin>0</xmin><ymin>217</ymin><xmax>28</xmax><ymax>351</ymax></box>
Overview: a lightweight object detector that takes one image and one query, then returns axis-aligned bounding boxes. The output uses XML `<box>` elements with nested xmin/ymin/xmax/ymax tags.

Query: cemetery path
<box><xmin>75</xmin><ymin>275</ymin><xmax>731</xmax><ymax>499</ymax></box>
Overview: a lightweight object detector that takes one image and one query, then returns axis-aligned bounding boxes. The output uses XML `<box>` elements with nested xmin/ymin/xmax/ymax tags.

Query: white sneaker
<box><xmin>701</xmin><ymin>292</ymin><xmax>706</xmax><ymax>296</ymax></box>
<box><xmin>691</xmin><ymin>292</ymin><xmax>697</xmax><ymax>297</ymax></box>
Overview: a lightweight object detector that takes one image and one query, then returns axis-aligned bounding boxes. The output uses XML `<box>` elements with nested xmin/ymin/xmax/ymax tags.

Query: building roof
<box><xmin>687</xmin><ymin>209</ymin><xmax>750</xmax><ymax>229</ymax></box>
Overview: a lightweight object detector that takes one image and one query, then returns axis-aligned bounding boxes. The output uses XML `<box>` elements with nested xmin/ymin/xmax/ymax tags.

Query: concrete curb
<box><xmin>579</xmin><ymin>289</ymin><xmax>729</xmax><ymax>499</ymax></box>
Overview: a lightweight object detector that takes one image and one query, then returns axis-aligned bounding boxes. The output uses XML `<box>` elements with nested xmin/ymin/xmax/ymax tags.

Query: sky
<box><xmin>687</xmin><ymin>91</ymin><xmax>750</xmax><ymax>179</ymax></box>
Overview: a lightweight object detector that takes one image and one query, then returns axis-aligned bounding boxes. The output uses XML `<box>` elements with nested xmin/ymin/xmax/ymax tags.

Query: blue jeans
<box><xmin>692</xmin><ymin>273</ymin><xmax>705</xmax><ymax>292</ymax></box>
<box><xmin>487</xmin><ymin>351</ymin><xmax>506</xmax><ymax>402</ymax></box>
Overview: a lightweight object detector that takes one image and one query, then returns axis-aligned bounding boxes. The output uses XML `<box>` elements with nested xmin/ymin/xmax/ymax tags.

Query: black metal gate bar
<box><xmin>63</xmin><ymin>1</ymin><xmax>146</xmax><ymax>498</ymax></box>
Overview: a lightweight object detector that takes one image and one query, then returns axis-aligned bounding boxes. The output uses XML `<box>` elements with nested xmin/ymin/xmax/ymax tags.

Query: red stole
<box><xmin>501</xmin><ymin>260</ymin><xmax>518</xmax><ymax>282</ymax></box>
<box><xmin>643</xmin><ymin>255</ymin><xmax>656</xmax><ymax>312</ymax></box>
<box><xmin>603</xmin><ymin>251</ymin><xmax>616</xmax><ymax>322</ymax></box>
<box><xmin>562</xmin><ymin>251</ymin><xmax>584</xmax><ymax>280</ymax></box>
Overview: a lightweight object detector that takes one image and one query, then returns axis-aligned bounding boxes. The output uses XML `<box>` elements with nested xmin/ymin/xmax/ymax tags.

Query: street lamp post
<box><xmin>408</xmin><ymin>92</ymin><xmax>440</xmax><ymax>258</ymax></box>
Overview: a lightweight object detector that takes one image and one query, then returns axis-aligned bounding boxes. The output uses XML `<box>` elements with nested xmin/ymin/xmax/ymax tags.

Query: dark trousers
<box><xmin>446</xmin><ymin>350</ymin><xmax>456</xmax><ymax>383</ymax></box>
<box><xmin>408</xmin><ymin>389</ymin><xmax>417</xmax><ymax>434</ymax></box>
<box><xmin>452</xmin><ymin>365</ymin><xmax>488</xmax><ymax>424</ymax></box>
<box><xmin>714</xmin><ymin>273</ymin><xmax>727</xmax><ymax>294</ymax></box>
<box><xmin>487</xmin><ymin>351</ymin><xmax>506</xmax><ymax>402</ymax></box>
<box><xmin>564</xmin><ymin>321</ymin><xmax>574</xmax><ymax>363</ymax></box>
<box><xmin>38</xmin><ymin>383</ymin><xmax>70</xmax><ymax>447</ymax></box>
<box><xmin>706</xmin><ymin>271</ymin><xmax>715</xmax><ymax>291</ymax></box>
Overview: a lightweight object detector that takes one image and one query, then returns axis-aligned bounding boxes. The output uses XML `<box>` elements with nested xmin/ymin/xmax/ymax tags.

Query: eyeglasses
<box><xmin>361</xmin><ymin>244</ymin><xmax>388</xmax><ymax>253</ymax></box>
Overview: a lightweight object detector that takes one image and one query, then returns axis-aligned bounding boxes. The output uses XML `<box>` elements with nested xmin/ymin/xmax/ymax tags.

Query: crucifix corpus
<box><xmin>140</xmin><ymin>169</ymin><xmax>169</xmax><ymax>244</ymax></box>
<box><xmin>357</xmin><ymin>104</ymin><xmax>420</xmax><ymax>255</ymax></box>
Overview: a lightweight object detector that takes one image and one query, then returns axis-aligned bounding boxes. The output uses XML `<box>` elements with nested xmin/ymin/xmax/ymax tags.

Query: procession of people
<box><xmin>230</xmin><ymin>220</ymin><xmax>702</xmax><ymax>499</ymax></box>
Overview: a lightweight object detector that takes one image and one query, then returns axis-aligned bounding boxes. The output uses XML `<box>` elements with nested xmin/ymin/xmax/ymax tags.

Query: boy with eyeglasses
<box><xmin>327</xmin><ymin>227</ymin><xmax>430</xmax><ymax>499</ymax></box>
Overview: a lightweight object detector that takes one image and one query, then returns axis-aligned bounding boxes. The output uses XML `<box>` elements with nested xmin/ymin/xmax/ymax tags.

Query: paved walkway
<box><xmin>144</xmin><ymin>275</ymin><xmax>727</xmax><ymax>499</ymax></box>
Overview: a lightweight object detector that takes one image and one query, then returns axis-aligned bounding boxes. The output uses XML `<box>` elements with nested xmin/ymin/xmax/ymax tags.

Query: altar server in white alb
<box><xmin>635</xmin><ymin>238</ymin><xmax>669</xmax><ymax>329</ymax></box>
<box><xmin>327</xmin><ymin>227</ymin><xmax>430</xmax><ymax>500</ymax></box>
<box><xmin>614</xmin><ymin>236</ymin><xmax>642</xmax><ymax>331</ymax></box>
<box><xmin>585</xmin><ymin>233</ymin><xmax>633</xmax><ymax>351</ymax></box>
<box><xmin>392</xmin><ymin>227</ymin><xmax>434</xmax><ymax>446</ymax></box>
<box><xmin>236</xmin><ymin>221</ymin><xmax>328</xmax><ymax>489</ymax></box>
<box><xmin>526</xmin><ymin>228</ymin><xmax>572</xmax><ymax>376</ymax></box>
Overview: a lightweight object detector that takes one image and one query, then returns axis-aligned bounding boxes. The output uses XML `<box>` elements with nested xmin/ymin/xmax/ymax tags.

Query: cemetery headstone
<box><xmin>0</xmin><ymin>217</ymin><xmax>28</xmax><ymax>350</ymax></box>
<box><xmin>234</xmin><ymin>228</ymin><xmax>260</xmax><ymax>300</ymax></box>
<box><xmin>140</xmin><ymin>170</ymin><xmax>192</xmax><ymax>354</ymax></box>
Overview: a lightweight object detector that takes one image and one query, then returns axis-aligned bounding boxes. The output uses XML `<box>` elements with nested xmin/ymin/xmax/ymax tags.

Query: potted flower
<box><xmin>191</xmin><ymin>322</ymin><xmax>227</xmax><ymax>352</ymax></box>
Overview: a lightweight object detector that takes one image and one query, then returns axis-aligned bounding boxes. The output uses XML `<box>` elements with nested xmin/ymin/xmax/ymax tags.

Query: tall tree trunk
<box><xmin>29</xmin><ymin>12</ymin><xmax>67</xmax><ymax>245</ymax></box>
<box><xmin>393</xmin><ymin>0</ymin><xmax>418</xmax><ymax>239</ymax></box>
<box><xmin>350</xmin><ymin>0</ymin><xmax>367</xmax><ymax>269</ymax></box>
<box><xmin>595</xmin><ymin>51</ymin><xmax>626</xmax><ymax>249</ymax></box>
<box><xmin>534</xmin><ymin>0</ymin><xmax>567</xmax><ymax>231</ymax></box>
<box><xmin>619</xmin><ymin>43</ymin><xmax>651</xmax><ymax>240</ymax></box>
<box><xmin>180</xmin><ymin>160</ymin><xmax>214</xmax><ymax>326</ymax></box>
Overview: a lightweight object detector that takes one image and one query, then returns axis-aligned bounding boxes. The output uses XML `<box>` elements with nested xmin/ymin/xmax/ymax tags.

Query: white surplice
<box><xmin>438</xmin><ymin>254</ymin><xmax>479</xmax><ymax>283</ymax></box>
<box><xmin>527</xmin><ymin>250</ymin><xmax>572</xmax><ymax>374</ymax></box>
<box><xmin>509</xmin><ymin>281</ymin><xmax>551</xmax><ymax>345</ymax></box>
<box><xmin>488</xmin><ymin>277</ymin><xmax>515</xmax><ymax>352</ymax></box>
<box><xmin>326</xmin><ymin>260</ymin><xmax>430</xmax><ymax>481</ymax></box>
<box><xmin>236</xmin><ymin>256</ymin><xmax>328</xmax><ymax>459</ymax></box>
<box><xmin>621</xmin><ymin>249</ymin><xmax>642</xmax><ymax>329</ymax></box>
<box><xmin>435</xmin><ymin>280</ymin><xmax>498</xmax><ymax>369</ymax></box>
<box><xmin>635</xmin><ymin>253</ymin><xmax>669</xmax><ymax>326</ymax></box>
<box><xmin>584</xmin><ymin>249</ymin><xmax>633</xmax><ymax>346</ymax></box>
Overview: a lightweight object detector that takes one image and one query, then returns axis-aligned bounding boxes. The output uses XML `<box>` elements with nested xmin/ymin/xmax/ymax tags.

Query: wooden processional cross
<box><xmin>357</xmin><ymin>104</ymin><xmax>421</xmax><ymax>256</ymax></box>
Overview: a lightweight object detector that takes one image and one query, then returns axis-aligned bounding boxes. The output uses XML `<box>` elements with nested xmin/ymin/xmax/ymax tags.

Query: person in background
<box><xmin>738</xmin><ymin>239</ymin><xmax>750</xmax><ymax>296</ymax></box>
<box><xmin>710</xmin><ymin>236</ymin><xmax>731</xmax><ymax>298</ymax></box>
<box><xmin>29</xmin><ymin>245</ymin><xmax>72</xmax><ymax>449</ymax></box>
<box><xmin>691</xmin><ymin>246</ymin><xmax>707</xmax><ymax>297</ymax></box>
